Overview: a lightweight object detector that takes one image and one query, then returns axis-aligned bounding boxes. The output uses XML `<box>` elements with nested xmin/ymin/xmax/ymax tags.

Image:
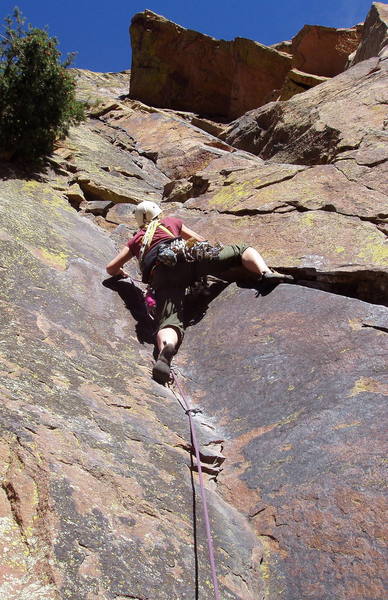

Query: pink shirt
<box><xmin>127</xmin><ymin>217</ymin><xmax>183</xmax><ymax>259</ymax></box>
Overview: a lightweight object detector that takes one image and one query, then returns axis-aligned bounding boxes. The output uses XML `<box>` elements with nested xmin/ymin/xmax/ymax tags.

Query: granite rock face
<box><xmin>1</xmin><ymin>6</ymin><xmax>388</xmax><ymax>598</ymax></box>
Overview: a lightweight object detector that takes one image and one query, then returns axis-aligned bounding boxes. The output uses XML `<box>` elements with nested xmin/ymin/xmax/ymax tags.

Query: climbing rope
<box><xmin>170</xmin><ymin>369</ymin><xmax>221</xmax><ymax>600</ymax></box>
<box><xmin>118</xmin><ymin>272</ymin><xmax>221</xmax><ymax>594</ymax></box>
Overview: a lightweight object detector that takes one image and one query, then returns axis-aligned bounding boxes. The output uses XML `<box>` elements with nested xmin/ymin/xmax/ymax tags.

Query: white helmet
<box><xmin>134</xmin><ymin>201</ymin><xmax>162</xmax><ymax>227</ymax></box>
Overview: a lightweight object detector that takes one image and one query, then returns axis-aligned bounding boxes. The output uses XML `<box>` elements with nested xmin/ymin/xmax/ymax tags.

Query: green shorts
<box><xmin>151</xmin><ymin>243</ymin><xmax>249</xmax><ymax>340</ymax></box>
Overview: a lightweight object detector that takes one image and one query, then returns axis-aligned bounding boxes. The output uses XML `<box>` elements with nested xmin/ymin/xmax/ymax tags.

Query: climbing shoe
<box><xmin>152</xmin><ymin>344</ymin><xmax>176</xmax><ymax>385</ymax></box>
<box><xmin>262</xmin><ymin>270</ymin><xmax>294</xmax><ymax>283</ymax></box>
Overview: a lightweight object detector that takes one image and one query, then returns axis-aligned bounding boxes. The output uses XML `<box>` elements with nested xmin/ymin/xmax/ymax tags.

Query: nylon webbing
<box><xmin>138</xmin><ymin>219</ymin><xmax>175</xmax><ymax>265</ymax></box>
<box><xmin>170</xmin><ymin>369</ymin><xmax>221</xmax><ymax>600</ymax></box>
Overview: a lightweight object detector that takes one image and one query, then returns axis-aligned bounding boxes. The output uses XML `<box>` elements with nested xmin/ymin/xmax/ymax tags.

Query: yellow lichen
<box><xmin>208</xmin><ymin>176</ymin><xmax>263</xmax><ymax>210</ymax></box>
<box><xmin>278</xmin><ymin>409</ymin><xmax>303</xmax><ymax>426</ymax></box>
<box><xmin>51</xmin><ymin>373</ymin><xmax>71</xmax><ymax>389</ymax></box>
<box><xmin>22</xmin><ymin>180</ymin><xmax>41</xmax><ymax>191</ymax></box>
<box><xmin>30</xmin><ymin>247</ymin><xmax>68</xmax><ymax>271</ymax></box>
<box><xmin>333</xmin><ymin>421</ymin><xmax>362</xmax><ymax>430</ymax></box>
<box><xmin>254</xmin><ymin>335</ymin><xmax>275</xmax><ymax>344</ymax></box>
<box><xmin>348</xmin><ymin>377</ymin><xmax>388</xmax><ymax>397</ymax></box>
<box><xmin>300</xmin><ymin>212</ymin><xmax>316</xmax><ymax>227</ymax></box>
<box><xmin>348</xmin><ymin>318</ymin><xmax>362</xmax><ymax>331</ymax></box>
<box><xmin>41</xmin><ymin>190</ymin><xmax>73</xmax><ymax>211</ymax></box>
<box><xmin>257</xmin><ymin>536</ymin><xmax>286</xmax><ymax>599</ymax></box>
<box><xmin>357</xmin><ymin>238</ymin><xmax>388</xmax><ymax>267</ymax></box>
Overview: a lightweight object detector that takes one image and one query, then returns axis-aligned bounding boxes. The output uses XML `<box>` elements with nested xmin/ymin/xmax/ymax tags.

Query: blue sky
<box><xmin>1</xmin><ymin>1</ymin><xmax>373</xmax><ymax>72</ymax></box>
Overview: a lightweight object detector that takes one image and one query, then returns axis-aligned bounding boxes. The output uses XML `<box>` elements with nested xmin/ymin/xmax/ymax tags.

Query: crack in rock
<box><xmin>214</xmin><ymin>202</ymin><xmax>387</xmax><ymax>226</ymax></box>
<box><xmin>362</xmin><ymin>323</ymin><xmax>388</xmax><ymax>334</ymax></box>
<box><xmin>114</xmin><ymin>594</ymin><xmax>150</xmax><ymax>600</ymax></box>
<box><xmin>284</xmin><ymin>266</ymin><xmax>388</xmax><ymax>307</ymax></box>
<box><xmin>258</xmin><ymin>533</ymin><xmax>280</xmax><ymax>544</ymax></box>
<box><xmin>1</xmin><ymin>480</ymin><xmax>31</xmax><ymax>550</ymax></box>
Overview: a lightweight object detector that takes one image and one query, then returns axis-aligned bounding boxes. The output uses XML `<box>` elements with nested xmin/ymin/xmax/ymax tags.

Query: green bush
<box><xmin>0</xmin><ymin>8</ymin><xmax>85</xmax><ymax>161</ymax></box>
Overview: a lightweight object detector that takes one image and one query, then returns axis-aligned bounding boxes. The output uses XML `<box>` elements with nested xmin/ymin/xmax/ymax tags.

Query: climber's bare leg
<box><xmin>153</xmin><ymin>327</ymin><xmax>178</xmax><ymax>385</ymax></box>
<box><xmin>241</xmin><ymin>247</ymin><xmax>294</xmax><ymax>282</ymax></box>
<box><xmin>241</xmin><ymin>247</ymin><xmax>270</xmax><ymax>275</ymax></box>
<box><xmin>156</xmin><ymin>327</ymin><xmax>178</xmax><ymax>354</ymax></box>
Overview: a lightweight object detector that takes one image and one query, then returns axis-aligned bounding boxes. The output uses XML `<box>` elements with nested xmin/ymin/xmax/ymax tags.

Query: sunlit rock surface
<box><xmin>129</xmin><ymin>11</ymin><xmax>365</xmax><ymax>118</ymax></box>
<box><xmin>0</xmin><ymin>179</ymin><xmax>263</xmax><ymax>600</ymax></box>
<box><xmin>290</xmin><ymin>24</ymin><xmax>363</xmax><ymax>77</ymax></box>
<box><xmin>129</xmin><ymin>10</ymin><xmax>291</xmax><ymax>120</ymax></box>
<box><xmin>348</xmin><ymin>2</ymin><xmax>388</xmax><ymax>66</ymax></box>
<box><xmin>178</xmin><ymin>283</ymin><xmax>387</xmax><ymax>600</ymax></box>
<box><xmin>0</xmin><ymin>5</ymin><xmax>387</xmax><ymax>597</ymax></box>
<box><xmin>222</xmin><ymin>56</ymin><xmax>388</xmax><ymax>166</ymax></box>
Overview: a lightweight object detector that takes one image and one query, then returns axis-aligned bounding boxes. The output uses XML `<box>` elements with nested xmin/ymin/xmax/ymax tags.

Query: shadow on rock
<box><xmin>219</xmin><ymin>266</ymin><xmax>287</xmax><ymax>297</ymax></box>
<box><xmin>103</xmin><ymin>273</ymin><xmax>278</xmax><ymax>351</ymax></box>
<box><xmin>103</xmin><ymin>276</ymin><xmax>155</xmax><ymax>344</ymax></box>
<box><xmin>0</xmin><ymin>157</ymin><xmax>55</xmax><ymax>181</ymax></box>
<box><xmin>184</xmin><ymin>278</ymin><xmax>230</xmax><ymax>328</ymax></box>
<box><xmin>237</xmin><ymin>278</ymin><xmax>281</xmax><ymax>297</ymax></box>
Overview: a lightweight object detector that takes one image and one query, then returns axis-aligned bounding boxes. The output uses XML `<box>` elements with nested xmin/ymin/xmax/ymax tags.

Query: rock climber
<box><xmin>106</xmin><ymin>201</ymin><xmax>293</xmax><ymax>384</ymax></box>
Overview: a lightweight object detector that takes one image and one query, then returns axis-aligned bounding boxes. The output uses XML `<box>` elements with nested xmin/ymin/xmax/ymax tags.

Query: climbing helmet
<box><xmin>134</xmin><ymin>201</ymin><xmax>162</xmax><ymax>227</ymax></box>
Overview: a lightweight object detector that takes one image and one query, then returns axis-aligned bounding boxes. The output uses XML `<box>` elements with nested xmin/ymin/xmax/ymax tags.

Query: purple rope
<box><xmin>171</xmin><ymin>370</ymin><xmax>221</xmax><ymax>600</ymax></box>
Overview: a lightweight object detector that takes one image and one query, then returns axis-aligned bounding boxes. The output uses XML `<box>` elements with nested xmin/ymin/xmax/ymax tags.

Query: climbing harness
<box><xmin>170</xmin><ymin>369</ymin><xmax>221</xmax><ymax>600</ymax></box>
<box><xmin>138</xmin><ymin>218</ymin><xmax>223</xmax><ymax>272</ymax></box>
<box><xmin>158</xmin><ymin>238</ymin><xmax>224</xmax><ymax>267</ymax></box>
<box><xmin>157</xmin><ymin>237</ymin><xmax>187</xmax><ymax>266</ymax></box>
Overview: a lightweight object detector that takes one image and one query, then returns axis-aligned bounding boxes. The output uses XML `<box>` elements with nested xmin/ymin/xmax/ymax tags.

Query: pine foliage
<box><xmin>0</xmin><ymin>8</ymin><xmax>85</xmax><ymax>161</ymax></box>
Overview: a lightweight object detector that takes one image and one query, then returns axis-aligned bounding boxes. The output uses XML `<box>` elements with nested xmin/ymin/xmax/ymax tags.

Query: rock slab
<box><xmin>178</xmin><ymin>283</ymin><xmax>388</xmax><ymax>600</ymax></box>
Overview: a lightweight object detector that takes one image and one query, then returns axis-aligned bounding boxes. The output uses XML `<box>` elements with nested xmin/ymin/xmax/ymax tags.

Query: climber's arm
<box><xmin>106</xmin><ymin>246</ymin><xmax>132</xmax><ymax>277</ymax></box>
<box><xmin>181</xmin><ymin>224</ymin><xmax>206</xmax><ymax>242</ymax></box>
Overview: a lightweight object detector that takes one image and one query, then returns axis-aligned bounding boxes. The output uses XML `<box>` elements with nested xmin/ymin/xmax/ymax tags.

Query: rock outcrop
<box><xmin>130</xmin><ymin>10</ymin><xmax>291</xmax><ymax>120</ymax></box>
<box><xmin>290</xmin><ymin>24</ymin><xmax>363</xmax><ymax>77</ymax></box>
<box><xmin>130</xmin><ymin>11</ymin><xmax>364</xmax><ymax>117</ymax></box>
<box><xmin>1</xmin><ymin>4</ymin><xmax>387</xmax><ymax>599</ymax></box>
<box><xmin>180</xmin><ymin>282</ymin><xmax>387</xmax><ymax>600</ymax></box>
<box><xmin>278</xmin><ymin>69</ymin><xmax>329</xmax><ymax>101</ymax></box>
<box><xmin>348</xmin><ymin>2</ymin><xmax>388</xmax><ymax>66</ymax></box>
<box><xmin>222</xmin><ymin>56</ymin><xmax>388</xmax><ymax>166</ymax></box>
<box><xmin>0</xmin><ymin>177</ymin><xmax>263</xmax><ymax>600</ymax></box>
